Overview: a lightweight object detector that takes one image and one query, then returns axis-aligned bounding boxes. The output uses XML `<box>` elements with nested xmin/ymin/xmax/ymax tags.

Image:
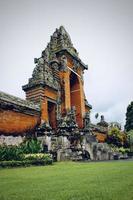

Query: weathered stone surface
<box><xmin>0</xmin><ymin>135</ymin><xmax>24</xmax><ymax>146</ymax></box>
<box><xmin>84</xmin><ymin>111</ymin><xmax>91</xmax><ymax>130</ymax></box>
<box><xmin>58</xmin><ymin>107</ymin><xmax>78</xmax><ymax>132</ymax></box>
<box><xmin>22</xmin><ymin>61</ymin><xmax>60</xmax><ymax>92</ymax></box>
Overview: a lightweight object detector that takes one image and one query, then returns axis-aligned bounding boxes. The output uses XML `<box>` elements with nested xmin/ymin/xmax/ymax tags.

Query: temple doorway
<box><xmin>48</xmin><ymin>101</ymin><xmax>56</xmax><ymax>129</ymax></box>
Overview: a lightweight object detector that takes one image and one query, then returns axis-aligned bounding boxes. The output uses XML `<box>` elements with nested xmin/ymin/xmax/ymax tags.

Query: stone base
<box><xmin>0</xmin><ymin>135</ymin><xmax>24</xmax><ymax>146</ymax></box>
<box><xmin>37</xmin><ymin>134</ymin><xmax>113</xmax><ymax>161</ymax></box>
<box><xmin>0</xmin><ymin>133</ymin><xmax>113</xmax><ymax>161</ymax></box>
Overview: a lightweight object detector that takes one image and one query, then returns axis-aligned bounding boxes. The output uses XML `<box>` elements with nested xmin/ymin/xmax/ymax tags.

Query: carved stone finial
<box><xmin>101</xmin><ymin>115</ymin><xmax>104</xmax><ymax>122</ymax></box>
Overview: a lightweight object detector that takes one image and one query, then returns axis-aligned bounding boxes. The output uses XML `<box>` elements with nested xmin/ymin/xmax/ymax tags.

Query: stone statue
<box><xmin>51</xmin><ymin>62</ymin><xmax>59</xmax><ymax>70</ymax></box>
<box><xmin>60</xmin><ymin>55</ymin><xmax>68</xmax><ymax>72</ymax></box>
<box><xmin>84</xmin><ymin>112</ymin><xmax>90</xmax><ymax>129</ymax></box>
<box><xmin>97</xmin><ymin>115</ymin><xmax>108</xmax><ymax>127</ymax></box>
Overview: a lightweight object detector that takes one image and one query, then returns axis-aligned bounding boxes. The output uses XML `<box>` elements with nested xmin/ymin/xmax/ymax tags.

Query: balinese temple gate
<box><xmin>0</xmin><ymin>26</ymin><xmax>112</xmax><ymax>161</ymax></box>
<box><xmin>23</xmin><ymin>26</ymin><xmax>92</xmax><ymax>133</ymax></box>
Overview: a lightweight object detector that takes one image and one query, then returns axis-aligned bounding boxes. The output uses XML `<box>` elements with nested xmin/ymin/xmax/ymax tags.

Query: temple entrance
<box><xmin>70</xmin><ymin>72</ymin><xmax>82</xmax><ymax>127</ymax></box>
<box><xmin>48</xmin><ymin>101</ymin><xmax>56</xmax><ymax>129</ymax></box>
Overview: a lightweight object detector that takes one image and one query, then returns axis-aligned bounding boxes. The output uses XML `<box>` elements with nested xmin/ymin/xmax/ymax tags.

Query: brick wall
<box><xmin>0</xmin><ymin>109</ymin><xmax>40</xmax><ymax>135</ymax></box>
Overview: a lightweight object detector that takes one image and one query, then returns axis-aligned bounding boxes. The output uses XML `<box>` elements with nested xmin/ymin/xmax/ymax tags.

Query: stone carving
<box><xmin>44</xmin><ymin>64</ymin><xmax>53</xmax><ymax>83</ymax></box>
<box><xmin>32</xmin><ymin>64</ymin><xmax>44</xmax><ymax>81</ymax></box>
<box><xmin>73</xmin><ymin>59</ymin><xmax>80</xmax><ymax>72</ymax></box>
<box><xmin>23</xmin><ymin>57</ymin><xmax>59</xmax><ymax>91</ymax></box>
<box><xmin>42</xmin><ymin>46</ymin><xmax>50</xmax><ymax>62</ymax></box>
<box><xmin>51</xmin><ymin>61</ymin><xmax>59</xmax><ymax>70</ymax></box>
<box><xmin>45</xmin><ymin>26</ymin><xmax>79</xmax><ymax>58</ymax></box>
<box><xmin>97</xmin><ymin>115</ymin><xmax>108</xmax><ymax>127</ymax></box>
<box><xmin>34</xmin><ymin>57</ymin><xmax>44</xmax><ymax>65</ymax></box>
<box><xmin>60</xmin><ymin>55</ymin><xmax>68</xmax><ymax>72</ymax></box>
<box><xmin>50</xmin><ymin>53</ymin><xmax>59</xmax><ymax>65</ymax></box>
<box><xmin>84</xmin><ymin>112</ymin><xmax>91</xmax><ymax>130</ymax></box>
<box><xmin>23</xmin><ymin>26</ymin><xmax>87</xmax><ymax>93</ymax></box>
<box><xmin>36</xmin><ymin>121</ymin><xmax>52</xmax><ymax>136</ymax></box>
<box><xmin>58</xmin><ymin>107</ymin><xmax>78</xmax><ymax>135</ymax></box>
<box><xmin>44</xmin><ymin>63</ymin><xmax>60</xmax><ymax>89</ymax></box>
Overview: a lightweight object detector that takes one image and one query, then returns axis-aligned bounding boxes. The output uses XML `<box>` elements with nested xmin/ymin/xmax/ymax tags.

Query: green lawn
<box><xmin>0</xmin><ymin>161</ymin><xmax>133</xmax><ymax>200</ymax></box>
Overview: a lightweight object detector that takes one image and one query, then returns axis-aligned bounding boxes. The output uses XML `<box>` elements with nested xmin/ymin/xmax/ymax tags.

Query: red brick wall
<box><xmin>0</xmin><ymin>109</ymin><xmax>40</xmax><ymax>135</ymax></box>
<box><xmin>94</xmin><ymin>132</ymin><xmax>107</xmax><ymax>143</ymax></box>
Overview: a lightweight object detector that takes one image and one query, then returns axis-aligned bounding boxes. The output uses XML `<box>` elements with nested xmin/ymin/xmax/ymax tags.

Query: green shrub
<box><xmin>24</xmin><ymin>153</ymin><xmax>51</xmax><ymax>160</ymax></box>
<box><xmin>0</xmin><ymin>139</ymin><xmax>42</xmax><ymax>161</ymax></box>
<box><xmin>119</xmin><ymin>147</ymin><xmax>130</xmax><ymax>154</ymax></box>
<box><xmin>0</xmin><ymin>157</ymin><xmax>53</xmax><ymax>168</ymax></box>
<box><xmin>24</xmin><ymin>153</ymin><xmax>53</xmax><ymax>165</ymax></box>
<box><xmin>0</xmin><ymin>145</ymin><xmax>24</xmax><ymax>161</ymax></box>
<box><xmin>0</xmin><ymin>139</ymin><xmax>53</xmax><ymax>167</ymax></box>
<box><xmin>20</xmin><ymin>139</ymin><xmax>42</xmax><ymax>154</ymax></box>
<box><xmin>0</xmin><ymin>160</ymin><xmax>30</xmax><ymax>168</ymax></box>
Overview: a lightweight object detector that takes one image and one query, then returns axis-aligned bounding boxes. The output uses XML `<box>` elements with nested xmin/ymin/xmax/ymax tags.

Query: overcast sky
<box><xmin>0</xmin><ymin>0</ymin><xmax>133</xmax><ymax>127</ymax></box>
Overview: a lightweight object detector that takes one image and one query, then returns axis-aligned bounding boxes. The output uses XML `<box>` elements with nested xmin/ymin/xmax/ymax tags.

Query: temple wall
<box><xmin>25</xmin><ymin>87</ymin><xmax>45</xmax><ymax>103</ymax></box>
<box><xmin>0</xmin><ymin>109</ymin><xmax>40</xmax><ymax>135</ymax></box>
<box><xmin>44</xmin><ymin>87</ymin><xmax>57</xmax><ymax>101</ymax></box>
<box><xmin>0</xmin><ymin>135</ymin><xmax>24</xmax><ymax>146</ymax></box>
<box><xmin>0</xmin><ymin>91</ymin><xmax>41</xmax><ymax>136</ymax></box>
<box><xmin>94</xmin><ymin>132</ymin><xmax>107</xmax><ymax>143</ymax></box>
<box><xmin>41</xmin><ymin>98</ymin><xmax>48</xmax><ymax>123</ymax></box>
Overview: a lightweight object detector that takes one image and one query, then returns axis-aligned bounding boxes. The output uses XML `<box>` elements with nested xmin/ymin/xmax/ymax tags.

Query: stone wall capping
<box><xmin>0</xmin><ymin>91</ymin><xmax>40</xmax><ymax>115</ymax></box>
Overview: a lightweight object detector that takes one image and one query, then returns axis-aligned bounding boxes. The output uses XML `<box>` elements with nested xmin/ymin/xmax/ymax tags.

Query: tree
<box><xmin>125</xmin><ymin>101</ymin><xmax>133</xmax><ymax>132</ymax></box>
<box><xmin>127</xmin><ymin>130</ymin><xmax>133</xmax><ymax>152</ymax></box>
<box><xmin>106</xmin><ymin>127</ymin><xmax>123</xmax><ymax>147</ymax></box>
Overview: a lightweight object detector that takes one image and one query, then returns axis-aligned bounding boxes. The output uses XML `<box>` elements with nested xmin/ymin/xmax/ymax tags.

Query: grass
<box><xmin>0</xmin><ymin>161</ymin><xmax>133</xmax><ymax>200</ymax></box>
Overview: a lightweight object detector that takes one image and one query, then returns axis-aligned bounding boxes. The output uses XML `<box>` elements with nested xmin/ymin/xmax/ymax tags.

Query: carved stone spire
<box><xmin>22</xmin><ymin>26</ymin><xmax>87</xmax><ymax>94</ymax></box>
<box><xmin>42</xmin><ymin>26</ymin><xmax>79</xmax><ymax>63</ymax></box>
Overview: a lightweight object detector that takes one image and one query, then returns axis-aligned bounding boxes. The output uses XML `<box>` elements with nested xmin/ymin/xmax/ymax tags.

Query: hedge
<box><xmin>0</xmin><ymin>158</ymin><xmax>53</xmax><ymax>168</ymax></box>
<box><xmin>0</xmin><ymin>139</ymin><xmax>42</xmax><ymax>161</ymax></box>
